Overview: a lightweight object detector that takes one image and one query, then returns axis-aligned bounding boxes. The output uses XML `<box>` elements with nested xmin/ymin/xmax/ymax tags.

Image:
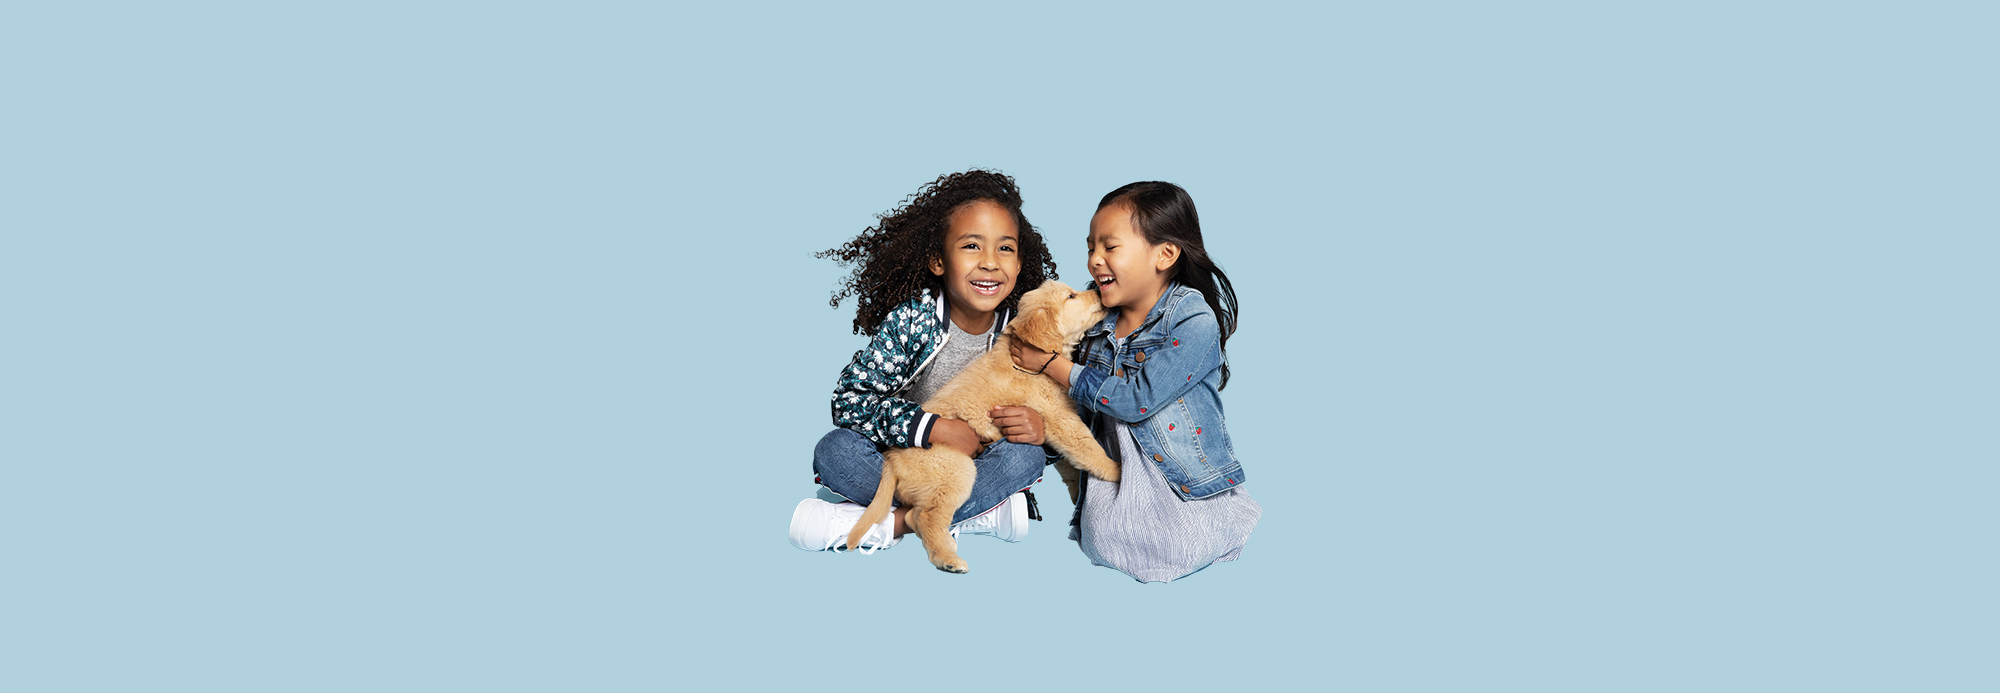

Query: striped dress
<box><xmin>1073</xmin><ymin>410</ymin><xmax>1262</xmax><ymax>583</ymax></box>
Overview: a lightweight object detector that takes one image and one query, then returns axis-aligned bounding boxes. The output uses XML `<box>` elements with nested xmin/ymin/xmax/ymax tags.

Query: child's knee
<box><xmin>812</xmin><ymin>429</ymin><xmax>879</xmax><ymax>479</ymax></box>
<box><xmin>983</xmin><ymin>442</ymin><xmax>1048</xmax><ymax>479</ymax></box>
<box><xmin>814</xmin><ymin>428</ymin><xmax>868</xmax><ymax>461</ymax></box>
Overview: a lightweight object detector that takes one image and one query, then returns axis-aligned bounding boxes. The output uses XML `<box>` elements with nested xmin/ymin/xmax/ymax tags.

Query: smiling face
<box><xmin>929</xmin><ymin>199</ymin><xmax>1022</xmax><ymax>333</ymax></box>
<box><xmin>1086</xmin><ymin>202</ymin><xmax>1179</xmax><ymax>316</ymax></box>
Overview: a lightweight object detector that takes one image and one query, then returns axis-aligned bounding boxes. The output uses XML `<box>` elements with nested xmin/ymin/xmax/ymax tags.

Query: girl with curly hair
<box><xmin>788</xmin><ymin>169</ymin><xmax>1064</xmax><ymax>555</ymax></box>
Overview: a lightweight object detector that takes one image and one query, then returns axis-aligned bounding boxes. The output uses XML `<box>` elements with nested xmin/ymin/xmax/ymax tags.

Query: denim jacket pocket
<box><xmin>1121</xmin><ymin>335</ymin><xmax>1170</xmax><ymax>367</ymax></box>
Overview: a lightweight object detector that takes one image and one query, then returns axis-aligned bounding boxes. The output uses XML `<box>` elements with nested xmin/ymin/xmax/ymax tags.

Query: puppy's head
<box><xmin>1006</xmin><ymin>280</ymin><xmax>1106</xmax><ymax>354</ymax></box>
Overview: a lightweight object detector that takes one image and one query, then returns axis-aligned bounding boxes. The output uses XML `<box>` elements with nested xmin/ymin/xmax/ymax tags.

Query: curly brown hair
<box><xmin>818</xmin><ymin>169</ymin><xmax>1057</xmax><ymax>335</ymax></box>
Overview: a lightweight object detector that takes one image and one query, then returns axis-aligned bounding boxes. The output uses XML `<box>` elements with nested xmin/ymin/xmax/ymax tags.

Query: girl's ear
<box><xmin>1007</xmin><ymin>294</ymin><xmax>1065</xmax><ymax>353</ymax></box>
<box><xmin>1154</xmin><ymin>242</ymin><xmax>1181</xmax><ymax>273</ymax></box>
<box><xmin>929</xmin><ymin>255</ymin><xmax>945</xmax><ymax>276</ymax></box>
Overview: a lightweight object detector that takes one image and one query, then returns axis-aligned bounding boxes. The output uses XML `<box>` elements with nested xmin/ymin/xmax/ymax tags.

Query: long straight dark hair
<box><xmin>1098</xmin><ymin>181</ymin><xmax>1240</xmax><ymax>389</ymax></box>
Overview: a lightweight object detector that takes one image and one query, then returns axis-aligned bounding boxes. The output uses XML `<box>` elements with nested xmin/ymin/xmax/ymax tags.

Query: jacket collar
<box><xmin>929</xmin><ymin>289</ymin><xmax>1013</xmax><ymax>340</ymax></box>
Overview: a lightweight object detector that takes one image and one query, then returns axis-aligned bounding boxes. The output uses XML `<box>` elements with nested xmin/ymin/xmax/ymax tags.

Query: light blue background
<box><xmin>5</xmin><ymin>2</ymin><xmax>1993</xmax><ymax>691</ymax></box>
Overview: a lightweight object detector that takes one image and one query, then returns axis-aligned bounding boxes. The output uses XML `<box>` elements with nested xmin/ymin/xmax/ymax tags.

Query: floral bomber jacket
<box><xmin>830</xmin><ymin>290</ymin><xmax>1013</xmax><ymax>450</ymax></box>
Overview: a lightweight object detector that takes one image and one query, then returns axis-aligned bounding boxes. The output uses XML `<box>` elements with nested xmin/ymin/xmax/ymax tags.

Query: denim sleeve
<box><xmin>1068</xmin><ymin>361</ymin><xmax>1110</xmax><ymax>412</ymax></box>
<box><xmin>1068</xmin><ymin>307</ymin><xmax>1222</xmax><ymax>424</ymax></box>
<box><xmin>830</xmin><ymin>320</ymin><xmax>937</xmax><ymax>449</ymax></box>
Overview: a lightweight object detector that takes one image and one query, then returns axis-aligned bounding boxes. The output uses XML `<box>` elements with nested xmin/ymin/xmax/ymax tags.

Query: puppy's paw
<box><xmin>934</xmin><ymin>557</ymin><xmax>970</xmax><ymax>574</ymax></box>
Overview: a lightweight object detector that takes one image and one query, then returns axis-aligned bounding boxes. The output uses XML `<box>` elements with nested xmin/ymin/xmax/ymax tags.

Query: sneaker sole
<box><xmin>1002</xmin><ymin>492</ymin><xmax>1029</xmax><ymax>542</ymax></box>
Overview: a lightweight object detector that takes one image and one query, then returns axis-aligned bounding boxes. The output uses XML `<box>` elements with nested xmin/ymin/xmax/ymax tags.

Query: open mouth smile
<box><xmin>971</xmin><ymin>279</ymin><xmax>1005</xmax><ymax>296</ymax></box>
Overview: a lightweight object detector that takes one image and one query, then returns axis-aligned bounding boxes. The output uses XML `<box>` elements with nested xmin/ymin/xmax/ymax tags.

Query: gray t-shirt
<box><xmin>902</xmin><ymin>316</ymin><xmax>994</xmax><ymax>405</ymax></box>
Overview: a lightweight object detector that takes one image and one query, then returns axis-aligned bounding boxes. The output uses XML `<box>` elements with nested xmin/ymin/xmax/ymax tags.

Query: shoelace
<box><xmin>950</xmin><ymin>512</ymin><xmax>994</xmax><ymax>539</ymax></box>
<box><xmin>951</xmin><ymin>493</ymin><xmax>1022</xmax><ymax>538</ymax></box>
<box><xmin>829</xmin><ymin>513</ymin><xmax>895</xmax><ymax>555</ymax></box>
<box><xmin>853</xmin><ymin>518</ymin><xmax>894</xmax><ymax>555</ymax></box>
<box><xmin>817</xmin><ymin>510</ymin><xmax>857</xmax><ymax>552</ymax></box>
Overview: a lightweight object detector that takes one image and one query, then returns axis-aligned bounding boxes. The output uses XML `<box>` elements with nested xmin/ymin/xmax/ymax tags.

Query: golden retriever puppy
<box><xmin>847</xmin><ymin>280</ymin><xmax>1121</xmax><ymax>573</ymax></box>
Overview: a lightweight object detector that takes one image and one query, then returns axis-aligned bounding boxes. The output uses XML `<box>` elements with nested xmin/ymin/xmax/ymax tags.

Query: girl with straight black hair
<box><xmin>1011</xmin><ymin>181</ymin><xmax>1260</xmax><ymax>583</ymax></box>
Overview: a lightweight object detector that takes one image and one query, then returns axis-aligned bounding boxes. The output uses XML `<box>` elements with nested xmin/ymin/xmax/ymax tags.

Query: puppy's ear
<box><xmin>1008</xmin><ymin>293</ymin><xmax>1065</xmax><ymax>353</ymax></box>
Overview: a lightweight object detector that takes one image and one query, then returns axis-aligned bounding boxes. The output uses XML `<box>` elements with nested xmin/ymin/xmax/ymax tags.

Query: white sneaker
<box><xmin>951</xmin><ymin>492</ymin><xmax>1030</xmax><ymax>542</ymax></box>
<box><xmin>789</xmin><ymin>498</ymin><xmax>898</xmax><ymax>553</ymax></box>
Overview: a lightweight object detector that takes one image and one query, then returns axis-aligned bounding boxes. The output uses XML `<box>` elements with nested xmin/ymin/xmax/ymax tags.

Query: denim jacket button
<box><xmin>1115</xmin><ymin>368</ymin><xmax>1124</xmax><ymax>378</ymax></box>
<box><xmin>1180</xmin><ymin>484</ymin><xmax>1191</xmax><ymax>493</ymax></box>
<box><xmin>1152</xmin><ymin>453</ymin><xmax>1164</xmax><ymax>462</ymax></box>
<box><xmin>1135</xmin><ymin>351</ymin><xmax>1147</xmax><ymax>362</ymax></box>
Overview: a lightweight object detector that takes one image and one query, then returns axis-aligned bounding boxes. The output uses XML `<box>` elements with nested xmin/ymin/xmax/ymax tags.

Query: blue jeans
<box><xmin>812</xmin><ymin>429</ymin><xmax>1045</xmax><ymax>525</ymax></box>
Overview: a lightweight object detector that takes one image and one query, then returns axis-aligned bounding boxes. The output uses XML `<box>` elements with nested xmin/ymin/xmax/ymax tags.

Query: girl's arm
<box><xmin>928</xmin><ymin>417</ymin><xmax>987</xmax><ymax>457</ymax></box>
<box><xmin>1067</xmin><ymin>309</ymin><xmax>1223</xmax><ymax>424</ymax></box>
<box><xmin>830</xmin><ymin>305</ymin><xmax>942</xmax><ymax>449</ymax></box>
<box><xmin>1007</xmin><ymin>340</ymin><xmax>1073</xmax><ymax>390</ymax></box>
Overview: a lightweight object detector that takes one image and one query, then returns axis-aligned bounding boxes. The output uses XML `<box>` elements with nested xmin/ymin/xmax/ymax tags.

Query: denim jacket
<box><xmin>1068</xmin><ymin>282</ymin><xmax>1244</xmax><ymax>500</ymax></box>
<box><xmin>830</xmin><ymin>290</ymin><xmax>1013</xmax><ymax>450</ymax></box>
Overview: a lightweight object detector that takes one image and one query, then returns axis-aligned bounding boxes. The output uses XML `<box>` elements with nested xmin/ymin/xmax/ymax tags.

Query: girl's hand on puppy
<box><xmin>1008</xmin><ymin>340</ymin><xmax>1055</xmax><ymax>369</ymax></box>
<box><xmin>930</xmin><ymin>418</ymin><xmax>986</xmax><ymax>457</ymax></box>
<box><xmin>1009</xmin><ymin>341</ymin><xmax>1074</xmax><ymax>387</ymax></box>
<box><xmin>989</xmin><ymin>406</ymin><xmax>1046</xmax><ymax>446</ymax></box>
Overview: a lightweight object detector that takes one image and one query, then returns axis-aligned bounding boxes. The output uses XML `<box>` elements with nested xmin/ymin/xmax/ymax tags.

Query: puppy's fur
<box><xmin>847</xmin><ymin>280</ymin><xmax>1121</xmax><ymax>573</ymax></box>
